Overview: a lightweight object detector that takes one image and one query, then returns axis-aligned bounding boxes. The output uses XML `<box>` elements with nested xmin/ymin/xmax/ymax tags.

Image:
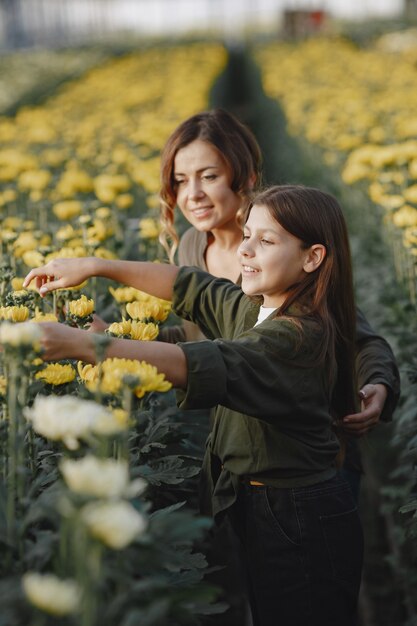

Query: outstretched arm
<box><xmin>341</xmin><ymin>308</ymin><xmax>400</xmax><ymax>437</ymax></box>
<box><xmin>23</xmin><ymin>257</ymin><xmax>179</xmax><ymax>302</ymax></box>
<box><xmin>342</xmin><ymin>383</ymin><xmax>388</xmax><ymax>437</ymax></box>
<box><xmin>37</xmin><ymin>322</ymin><xmax>188</xmax><ymax>388</ymax></box>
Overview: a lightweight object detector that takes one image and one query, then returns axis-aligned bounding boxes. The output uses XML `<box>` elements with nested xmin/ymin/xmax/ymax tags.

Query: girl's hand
<box><xmin>38</xmin><ymin>322</ymin><xmax>93</xmax><ymax>361</ymax></box>
<box><xmin>23</xmin><ymin>257</ymin><xmax>98</xmax><ymax>296</ymax></box>
<box><xmin>341</xmin><ymin>383</ymin><xmax>388</xmax><ymax>437</ymax></box>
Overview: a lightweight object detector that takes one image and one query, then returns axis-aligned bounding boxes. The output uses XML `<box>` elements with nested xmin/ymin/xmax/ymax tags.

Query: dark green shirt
<box><xmin>173</xmin><ymin>266</ymin><xmax>339</xmax><ymax>519</ymax></box>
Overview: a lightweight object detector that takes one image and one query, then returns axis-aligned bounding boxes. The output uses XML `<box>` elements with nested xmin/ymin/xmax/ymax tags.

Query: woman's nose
<box><xmin>188</xmin><ymin>179</ymin><xmax>204</xmax><ymax>200</ymax></box>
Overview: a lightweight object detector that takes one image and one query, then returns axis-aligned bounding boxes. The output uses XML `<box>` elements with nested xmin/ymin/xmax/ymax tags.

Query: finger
<box><xmin>343</xmin><ymin>409</ymin><xmax>378</xmax><ymax>424</ymax></box>
<box><xmin>24</xmin><ymin>268</ymin><xmax>50</xmax><ymax>288</ymax></box>
<box><xmin>24</xmin><ymin>273</ymin><xmax>50</xmax><ymax>293</ymax></box>
<box><xmin>358</xmin><ymin>384</ymin><xmax>377</xmax><ymax>400</ymax></box>
<box><xmin>342</xmin><ymin>420</ymin><xmax>373</xmax><ymax>434</ymax></box>
<box><xmin>23</xmin><ymin>269</ymin><xmax>36</xmax><ymax>288</ymax></box>
<box><xmin>39</xmin><ymin>279</ymin><xmax>64</xmax><ymax>296</ymax></box>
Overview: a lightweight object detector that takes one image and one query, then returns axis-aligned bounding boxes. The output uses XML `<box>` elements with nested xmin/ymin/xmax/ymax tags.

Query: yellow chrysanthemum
<box><xmin>129</xmin><ymin>321</ymin><xmax>159</xmax><ymax>341</ymax></box>
<box><xmin>68</xmin><ymin>295</ymin><xmax>94</xmax><ymax>318</ymax></box>
<box><xmin>107</xmin><ymin>319</ymin><xmax>132</xmax><ymax>336</ymax></box>
<box><xmin>22</xmin><ymin>250</ymin><xmax>45</xmax><ymax>268</ymax></box>
<box><xmin>0</xmin><ymin>305</ymin><xmax>30</xmax><ymax>322</ymax></box>
<box><xmin>109</xmin><ymin>286</ymin><xmax>148</xmax><ymax>304</ymax></box>
<box><xmin>403</xmin><ymin>184</ymin><xmax>417</xmax><ymax>204</ymax></box>
<box><xmin>392</xmin><ymin>205</ymin><xmax>417</xmax><ymax>228</ymax></box>
<box><xmin>35</xmin><ymin>363</ymin><xmax>76</xmax><ymax>386</ymax></box>
<box><xmin>11</xmin><ymin>277</ymin><xmax>25</xmax><ymax>291</ymax></box>
<box><xmin>53</xmin><ymin>200</ymin><xmax>82</xmax><ymax>221</ymax></box>
<box><xmin>115</xmin><ymin>193</ymin><xmax>134</xmax><ymax>209</ymax></box>
<box><xmin>126</xmin><ymin>300</ymin><xmax>170</xmax><ymax>323</ymax></box>
<box><xmin>77</xmin><ymin>357</ymin><xmax>171</xmax><ymax>398</ymax></box>
<box><xmin>138</xmin><ymin>217</ymin><xmax>160</xmax><ymax>239</ymax></box>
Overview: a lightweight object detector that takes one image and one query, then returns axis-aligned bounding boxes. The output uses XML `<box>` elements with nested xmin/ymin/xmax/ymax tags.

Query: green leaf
<box><xmin>136</xmin><ymin>456</ymin><xmax>200</xmax><ymax>486</ymax></box>
<box><xmin>399</xmin><ymin>499</ymin><xmax>417</xmax><ymax>514</ymax></box>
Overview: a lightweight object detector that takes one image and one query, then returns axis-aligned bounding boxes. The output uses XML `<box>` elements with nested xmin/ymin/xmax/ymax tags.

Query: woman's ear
<box><xmin>303</xmin><ymin>244</ymin><xmax>326</xmax><ymax>273</ymax></box>
<box><xmin>247</xmin><ymin>172</ymin><xmax>257</xmax><ymax>190</ymax></box>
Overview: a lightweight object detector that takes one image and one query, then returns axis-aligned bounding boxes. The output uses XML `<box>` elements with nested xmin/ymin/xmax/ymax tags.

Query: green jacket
<box><xmin>173</xmin><ymin>266</ymin><xmax>339</xmax><ymax>518</ymax></box>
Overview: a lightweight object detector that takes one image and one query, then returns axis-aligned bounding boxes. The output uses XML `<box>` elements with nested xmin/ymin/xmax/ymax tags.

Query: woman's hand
<box><xmin>23</xmin><ymin>257</ymin><xmax>99</xmax><ymax>296</ymax></box>
<box><xmin>87</xmin><ymin>314</ymin><xmax>110</xmax><ymax>333</ymax></box>
<box><xmin>341</xmin><ymin>383</ymin><xmax>388</xmax><ymax>437</ymax></box>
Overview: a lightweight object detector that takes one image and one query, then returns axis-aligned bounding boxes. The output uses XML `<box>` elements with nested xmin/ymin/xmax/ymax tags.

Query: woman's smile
<box><xmin>174</xmin><ymin>139</ymin><xmax>242</xmax><ymax>233</ymax></box>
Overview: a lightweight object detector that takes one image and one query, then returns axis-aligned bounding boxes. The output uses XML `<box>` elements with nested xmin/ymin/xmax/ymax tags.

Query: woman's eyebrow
<box><xmin>174</xmin><ymin>165</ymin><xmax>219</xmax><ymax>176</ymax></box>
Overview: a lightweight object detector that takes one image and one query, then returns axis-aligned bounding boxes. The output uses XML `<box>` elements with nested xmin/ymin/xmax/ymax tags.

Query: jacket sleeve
<box><xmin>176</xmin><ymin>320</ymin><xmax>328</xmax><ymax>427</ymax></box>
<box><xmin>355</xmin><ymin>308</ymin><xmax>400</xmax><ymax>421</ymax></box>
<box><xmin>172</xmin><ymin>266</ymin><xmax>248</xmax><ymax>340</ymax></box>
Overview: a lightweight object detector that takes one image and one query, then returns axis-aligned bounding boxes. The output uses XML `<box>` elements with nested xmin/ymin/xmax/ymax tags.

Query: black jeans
<box><xmin>228</xmin><ymin>473</ymin><xmax>363</xmax><ymax>626</ymax></box>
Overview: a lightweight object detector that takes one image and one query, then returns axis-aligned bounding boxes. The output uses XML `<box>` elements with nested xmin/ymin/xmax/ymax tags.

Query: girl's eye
<box><xmin>242</xmin><ymin>234</ymin><xmax>249</xmax><ymax>240</ymax></box>
<box><xmin>261</xmin><ymin>239</ymin><xmax>273</xmax><ymax>245</ymax></box>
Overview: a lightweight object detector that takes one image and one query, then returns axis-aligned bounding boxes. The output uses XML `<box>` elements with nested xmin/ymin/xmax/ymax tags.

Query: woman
<box><xmin>158</xmin><ymin>109</ymin><xmax>399</xmax><ymax>447</ymax></box>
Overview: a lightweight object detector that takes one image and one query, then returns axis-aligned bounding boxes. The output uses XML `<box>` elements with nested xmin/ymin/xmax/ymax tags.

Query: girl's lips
<box><xmin>242</xmin><ymin>265</ymin><xmax>260</xmax><ymax>274</ymax></box>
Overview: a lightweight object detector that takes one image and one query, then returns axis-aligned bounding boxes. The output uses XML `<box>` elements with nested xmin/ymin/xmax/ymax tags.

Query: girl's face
<box><xmin>173</xmin><ymin>139</ymin><xmax>242</xmax><ymax>233</ymax></box>
<box><xmin>238</xmin><ymin>204</ymin><xmax>311</xmax><ymax>308</ymax></box>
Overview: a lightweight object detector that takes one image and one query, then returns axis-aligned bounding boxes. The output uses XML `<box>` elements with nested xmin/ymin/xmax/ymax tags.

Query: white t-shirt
<box><xmin>255</xmin><ymin>306</ymin><xmax>277</xmax><ymax>326</ymax></box>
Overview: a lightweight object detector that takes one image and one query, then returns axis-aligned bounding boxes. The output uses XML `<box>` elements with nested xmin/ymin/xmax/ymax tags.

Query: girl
<box><xmin>158</xmin><ymin>109</ymin><xmax>399</xmax><ymax>447</ymax></box>
<box><xmin>25</xmin><ymin>185</ymin><xmax>364</xmax><ymax>625</ymax></box>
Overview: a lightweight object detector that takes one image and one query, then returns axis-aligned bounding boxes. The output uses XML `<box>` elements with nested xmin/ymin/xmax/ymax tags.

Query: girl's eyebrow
<box><xmin>245</xmin><ymin>226</ymin><xmax>279</xmax><ymax>236</ymax></box>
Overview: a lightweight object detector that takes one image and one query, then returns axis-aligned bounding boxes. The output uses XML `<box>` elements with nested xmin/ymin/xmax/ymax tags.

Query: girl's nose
<box><xmin>238</xmin><ymin>239</ymin><xmax>254</xmax><ymax>257</ymax></box>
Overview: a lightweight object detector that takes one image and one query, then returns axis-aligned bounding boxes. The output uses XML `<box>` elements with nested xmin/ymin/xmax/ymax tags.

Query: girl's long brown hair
<box><xmin>159</xmin><ymin>108</ymin><xmax>262</xmax><ymax>263</ymax></box>
<box><xmin>249</xmin><ymin>185</ymin><xmax>357</xmax><ymax>421</ymax></box>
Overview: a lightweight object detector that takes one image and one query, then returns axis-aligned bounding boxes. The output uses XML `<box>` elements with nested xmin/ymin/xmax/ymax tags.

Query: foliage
<box><xmin>0</xmin><ymin>41</ymin><xmax>227</xmax><ymax>625</ymax></box>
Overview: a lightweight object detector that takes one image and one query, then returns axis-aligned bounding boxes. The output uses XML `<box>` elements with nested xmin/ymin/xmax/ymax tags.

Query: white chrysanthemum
<box><xmin>81</xmin><ymin>500</ymin><xmax>147</xmax><ymax>549</ymax></box>
<box><xmin>60</xmin><ymin>455</ymin><xmax>146</xmax><ymax>499</ymax></box>
<box><xmin>22</xmin><ymin>572</ymin><xmax>81</xmax><ymax>616</ymax></box>
<box><xmin>0</xmin><ymin>321</ymin><xmax>41</xmax><ymax>347</ymax></box>
<box><xmin>23</xmin><ymin>395</ymin><xmax>114</xmax><ymax>450</ymax></box>
<box><xmin>91</xmin><ymin>408</ymin><xmax>129</xmax><ymax>436</ymax></box>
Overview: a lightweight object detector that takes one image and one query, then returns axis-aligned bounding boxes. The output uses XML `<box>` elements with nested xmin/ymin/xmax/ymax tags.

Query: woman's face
<box><xmin>173</xmin><ymin>139</ymin><xmax>243</xmax><ymax>233</ymax></box>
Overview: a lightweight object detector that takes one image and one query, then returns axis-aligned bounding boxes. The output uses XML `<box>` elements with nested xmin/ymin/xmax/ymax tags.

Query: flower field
<box><xmin>0</xmin><ymin>48</ymin><xmax>112</xmax><ymax>115</ymax></box>
<box><xmin>256</xmin><ymin>37</ymin><xmax>417</xmax><ymax>304</ymax></box>
<box><xmin>0</xmin><ymin>42</ymin><xmax>226</xmax><ymax>625</ymax></box>
<box><xmin>1</xmin><ymin>31</ymin><xmax>417</xmax><ymax>626</ymax></box>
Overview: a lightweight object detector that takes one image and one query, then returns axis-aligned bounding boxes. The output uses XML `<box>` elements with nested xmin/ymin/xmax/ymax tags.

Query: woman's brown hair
<box><xmin>249</xmin><ymin>185</ymin><xmax>357</xmax><ymax>421</ymax></box>
<box><xmin>159</xmin><ymin>108</ymin><xmax>262</xmax><ymax>262</ymax></box>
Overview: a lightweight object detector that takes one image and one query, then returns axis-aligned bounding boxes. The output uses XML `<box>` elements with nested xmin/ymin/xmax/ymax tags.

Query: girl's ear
<box><xmin>303</xmin><ymin>244</ymin><xmax>326</xmax><ymax>274</ymax></box>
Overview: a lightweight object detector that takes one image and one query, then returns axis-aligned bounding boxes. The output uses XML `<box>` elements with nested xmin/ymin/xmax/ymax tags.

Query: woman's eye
<box><xmin>174</xmin><ymin>179</ymin><xmax>185</xmax><ymax>186</ymax></box>
<box><xmin>203</xmin><ymin>174</ymin><xmax>216</xmax><ymax>181</ymax></box>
